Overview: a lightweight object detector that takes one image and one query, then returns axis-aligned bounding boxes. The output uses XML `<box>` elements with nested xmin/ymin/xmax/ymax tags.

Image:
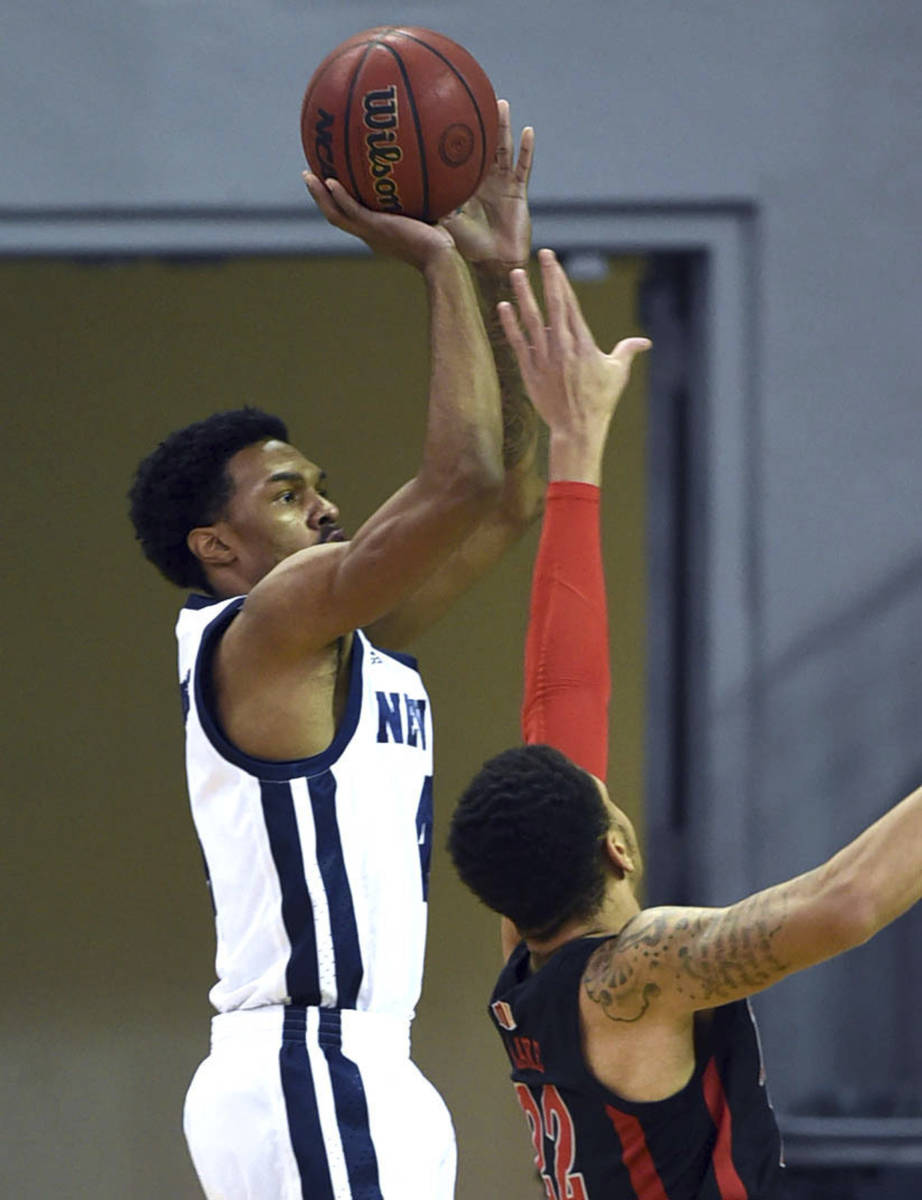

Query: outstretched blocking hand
<box><xmin>440</xmin><ymin>99</ymin><xmax>534</xmax><ymax>273</ymax></box>
<box><xmin>303</xmin><ymin>172</ymin><xmax>456</xmax><ymax>271</ymax></box>
<box><xmin>498</xmin><ymin>249</ymin><xmax>651</xmax><ymax>483</ymax></box>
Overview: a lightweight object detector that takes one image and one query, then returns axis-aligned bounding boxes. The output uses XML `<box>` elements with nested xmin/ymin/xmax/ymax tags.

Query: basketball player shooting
<box><xmin>448</xmin><ymin>249</ymin><xmax>922</xmax><ymax>1198</ymax></box>
<box><xmin>129</xmin><ymin>103</ymin><xmax>538</xmax><ymax>1200</ymax></box>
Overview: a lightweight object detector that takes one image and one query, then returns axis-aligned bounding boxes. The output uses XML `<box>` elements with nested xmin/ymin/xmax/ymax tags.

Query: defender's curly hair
<box><xmin>128</xmin><ymin>408</ymin><xmax>289</xmax><ymax>593</ymax></box>
<box><xmin>447</xmin><ymin>744</ymin><xmax>611</xmax><ymax>939</ymax></box>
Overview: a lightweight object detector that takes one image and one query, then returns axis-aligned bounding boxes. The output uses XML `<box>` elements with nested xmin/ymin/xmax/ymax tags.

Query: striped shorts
<box><xmin>183</xmin><ymin>1005</ymin><xmax>456</xmax><ymax>1200</ymax></box>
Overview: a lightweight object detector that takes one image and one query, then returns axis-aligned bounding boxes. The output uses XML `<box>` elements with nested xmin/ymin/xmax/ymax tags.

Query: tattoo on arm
<box><xmin>474</xmin><ymin>267</ymin><xmax>538</xmax><ymax>468</ymax></box>
<box><xmin>584</xmin><ymin>895</ymin><xmax>791</xmax><ymax>1023</ymax></box>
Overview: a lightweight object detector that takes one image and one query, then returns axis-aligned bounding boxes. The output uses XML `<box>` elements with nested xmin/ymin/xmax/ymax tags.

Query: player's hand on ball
<box><xmin>498</xmin><ymin>248</ymin><xmax>651</xmax><ymax>435</ymax></box>
<box><xmin>441</xmin><ymin>100</ymin><xmax>534</xmax><ymax>273</ymax></box>
<box><xmin>303</xmin><ymin>173</ymin><xmax>455</xmax><ymax>269</ymax></box>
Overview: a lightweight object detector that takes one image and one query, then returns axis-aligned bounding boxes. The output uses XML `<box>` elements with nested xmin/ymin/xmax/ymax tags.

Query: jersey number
<box><xmin>415</xmin><ymin>777</ymin><xmax>433</xmax><ymax>901</ymax></box>
<box><xmin>513</xmin><ymin>1083</ymin><xmax>589</xmax><ymax>1200</ymax></box>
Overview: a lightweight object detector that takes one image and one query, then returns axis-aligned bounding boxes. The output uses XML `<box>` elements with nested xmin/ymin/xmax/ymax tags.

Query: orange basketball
<box><xmin>300</xmin><ymin>26</ymin><xmax>498</xmax><ymax>222</ymax></box>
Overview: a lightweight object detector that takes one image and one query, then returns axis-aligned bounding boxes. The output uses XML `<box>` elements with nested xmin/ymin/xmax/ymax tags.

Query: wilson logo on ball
<box><xmin>363</xmin><ymin>86</ymin><xmax>404</xmax><ymax>214</ymax></box>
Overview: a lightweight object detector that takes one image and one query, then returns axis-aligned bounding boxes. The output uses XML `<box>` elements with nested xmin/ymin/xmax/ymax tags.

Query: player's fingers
<box><xmin>323</xmin><ymin>177</ymin><xmax>371</xmax><ymax>222</ymax></box>
<box><xmin>303</xmin><ymin>173</ymin><xmax>356</xmax><ymax>228</ymax></box>
<box><xmin>515</xmin><ymin>126</ymin><xmax>535</xmax><ymax>186</ymax></box>
<box><xmin>555</xmin><ymin>262</ymin><xmax>595</xmax><ymax>350</ymax></box>
<box><xmin>497</xmin><ymin>300</ymin><xmax>533</xmax><ymax>373</ymax></box>
<box><xmin>510</xmin><ymin>267</ymin><xmax>549</xmax><ymax>362</ymax></box>
<box><xmin>609</xmin><ymin>337</ymin><xmax>653</xmax><ymax>372</ymax></box>
<box><xmin>495</xmin><ymin>98</ymin><xmax>513</xmax><ymax>165</ymax></box>
<box><xmin>303</xmin><ymin>171</ymin><xmax>329</xmax><ymax>205</ymax></box>
<box><xmin>303</xmin><ymin>172</ymin><xmax>349</xmax><ymax>226</ymax></box>
<box><xmin>539</xmin><ymin>250</ymin><xmax>572</xmax><ymax>355</ymax></box>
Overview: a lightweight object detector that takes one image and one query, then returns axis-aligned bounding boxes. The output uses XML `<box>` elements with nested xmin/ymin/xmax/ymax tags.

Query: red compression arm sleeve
<box><xmin>521</xmin><ymin>481</ymin><xmax>610</xmax><ymax>779</ymax></box>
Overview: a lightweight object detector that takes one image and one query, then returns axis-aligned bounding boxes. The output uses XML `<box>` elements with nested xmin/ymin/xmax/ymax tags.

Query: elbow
<box><xmin>452</xmin><ymin>422</ymin><xmax>508</xmax><ymax>496</ymax></box>
<box><xmin>436</xmin><ymin>454</ymin><xmax>506</xmax><ymax>512</ymax></box>
<box><xmin>416</xmin><ymin>435</ymin><xmax>509</xmax><ymax>526</ymax></box>
<box><xmin>482</xmin><ymin>460</ymin><xmax>546</xmax><ymax>534</ymax></box>
<box><xmin>465</xmin><ymin>458</ymin><xmax>507</xmax><ymax>501</ymax></box>
<box><xmin>413</xmin><ymin>462</ymin><xmax>504</xmax><ymax>536</ymax></box>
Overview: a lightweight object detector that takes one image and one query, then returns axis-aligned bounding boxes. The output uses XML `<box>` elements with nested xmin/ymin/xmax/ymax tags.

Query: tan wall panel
<box><xmin>0</xmin><ymin>254</ymin><xmax>647</xmax><ymax>1198</ymax></box>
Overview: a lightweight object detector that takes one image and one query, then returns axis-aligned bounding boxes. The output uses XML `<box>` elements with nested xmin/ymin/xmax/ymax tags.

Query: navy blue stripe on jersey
<box><xmin>280</xmin><ymin>1007</ymin><xmax>336</xmax><ymax>1200</ymax></box>
<box><xmin>317</xmin><ymin>1009</ymin><xmax>383</xmax><ymax>1199</ymax></box>
<box><xmin>194</xmin><ymin>610</ymin><xmax>367</xmax><ymax>780</ymax></box>
<box><xmin>183</xmin><ymin>592</ymin><xmax>228</xmax><ymax>610</ymax></box>
<box><xmin>308</xmin><ymin>771</ymin><xmax>364</xmax><ymax>1007</ymax></box>
<box><xmin>260</xmin><ymin>780</ymin><xmax>320</xmax><ymax>1006</ymax></box>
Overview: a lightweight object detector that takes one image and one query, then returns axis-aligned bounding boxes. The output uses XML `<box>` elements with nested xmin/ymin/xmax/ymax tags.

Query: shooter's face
<box><xmin>219</xmin><ymin>438</ymin><xmax>345</xmax><ymax>587</ymax></box>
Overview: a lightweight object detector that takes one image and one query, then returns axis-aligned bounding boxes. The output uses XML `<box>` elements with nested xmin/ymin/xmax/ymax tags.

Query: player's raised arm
<box><xmin>490</xmin><ymin>250</ymin><xmax>649</xmax><ymax>958</ymax></box>
<box><xmin>585</xmin><ymin>782</ymin><xmax>922</xmax><ymax>1022</ymax></box>
<box><xmin>500</xmin><ymin>249</ymin><xmax>650</xmax><ymax>775</ymax></box>
<box><xmin>224</xmin><ymin>177</ymin><xmax>506</xmax><ymax>658</ymax></box>
<box><xmin>366</xmin><ymin>101</ymin><xmax>544</xmax><ymax>647</ymax></box>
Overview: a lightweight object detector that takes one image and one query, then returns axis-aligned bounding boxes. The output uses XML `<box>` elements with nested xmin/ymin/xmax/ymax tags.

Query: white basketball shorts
<box><xmin>183</xmin><ymin>1005</ymin><xmax>456</xmax><ymax>1200</ymax></box>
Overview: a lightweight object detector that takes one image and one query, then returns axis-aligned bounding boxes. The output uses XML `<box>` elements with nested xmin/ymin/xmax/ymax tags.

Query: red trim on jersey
<box><xmin>605</xmin><ymin>1105</ymin><xmax>670</xmax><ymax>1200</ymax></box>
<box><xmin>522</xmin><ymin>482</ymin><xmax>610</xmax><ymax>779</ymax></box>
<box><xmin>702</xmin><ymin>1058</ymin><xmax>749</xmax><ymax>1199</ymax></box>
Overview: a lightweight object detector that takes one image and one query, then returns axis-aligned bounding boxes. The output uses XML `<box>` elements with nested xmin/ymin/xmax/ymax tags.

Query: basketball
<box><xmin>300</xmin><ymin>26</ymin><xmax>499</xmax><ymax>222</ymax></box>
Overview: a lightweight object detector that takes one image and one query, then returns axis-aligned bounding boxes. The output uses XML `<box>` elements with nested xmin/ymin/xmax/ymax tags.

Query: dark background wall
<box><xmin>0</xmin><ymin>256</ymin><xmax>646</xmax><ymax>1198</ymax></box>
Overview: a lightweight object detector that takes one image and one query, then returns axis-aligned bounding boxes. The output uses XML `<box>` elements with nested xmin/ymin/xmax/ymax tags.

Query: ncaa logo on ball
<box><xmin>312</xmin><ymin>109</ymin><xmax>337</xmax><ymax>180</ymax></box>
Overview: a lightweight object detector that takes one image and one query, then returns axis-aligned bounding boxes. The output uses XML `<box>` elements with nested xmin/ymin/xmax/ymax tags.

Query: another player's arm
<box><xmin>230</xmin><ymin>181</ymin><xmax>505</xmax><ymax>661</ymax></box>
<box><xmin>584</xmin><ymin>783</ymin><xmax>922</xmax><ymax>1022</ymax></box>
<box><xmin>366</xmin><ymin>101</ymin><xmax>543</xmax><ymax>649</ymax></box>
<box><xmin>502</xmin><ymin>249</ymin><xmax>651</xmax><ymax>772</ymax></box>
<box><xmin>497</xmin><ymin>251</ymin><xmax>650</xmax><ymax>959</ymax></box>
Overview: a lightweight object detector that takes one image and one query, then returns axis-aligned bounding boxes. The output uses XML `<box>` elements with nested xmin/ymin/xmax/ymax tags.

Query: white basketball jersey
<box><xmin>176</xmin><ymin>595</ymin><xmax>434</xmax><ymax>1018</ymax></box>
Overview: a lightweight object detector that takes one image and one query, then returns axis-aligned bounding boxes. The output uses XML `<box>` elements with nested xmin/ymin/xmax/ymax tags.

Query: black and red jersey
<box><xmin>490</xmin><ymin>937</ymin><xmax>786</xmax><ymax>1200</ymax></box>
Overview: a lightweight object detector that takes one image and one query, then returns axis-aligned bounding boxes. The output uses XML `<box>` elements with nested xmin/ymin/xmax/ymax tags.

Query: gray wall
<box><xmin>5</xmin><ymin>0</ymin><xmax>922</xmax><ymax>1179</ymax></box>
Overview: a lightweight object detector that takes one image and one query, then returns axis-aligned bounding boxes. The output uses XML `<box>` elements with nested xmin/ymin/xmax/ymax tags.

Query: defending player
<box><xmin>448</xmin><ymin>249</ymin><xmax>922</xmax><ymax>1198</ymax></box>
<box><xmin>129</xmin><ymin>105</ymin><xmax>538</xmax><ymax>1200</ymax></box>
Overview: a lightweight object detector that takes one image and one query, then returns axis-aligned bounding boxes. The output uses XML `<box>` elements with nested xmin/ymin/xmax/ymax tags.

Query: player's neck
<box><xmin>206</xmin><ymin>564</ymin><xmax>257</xmax><ymax>599</ymax></box>
<box><xmin>526</xmin><ymin>883</ymin><xmax>641</xmax><ymax>966</ymax></box>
